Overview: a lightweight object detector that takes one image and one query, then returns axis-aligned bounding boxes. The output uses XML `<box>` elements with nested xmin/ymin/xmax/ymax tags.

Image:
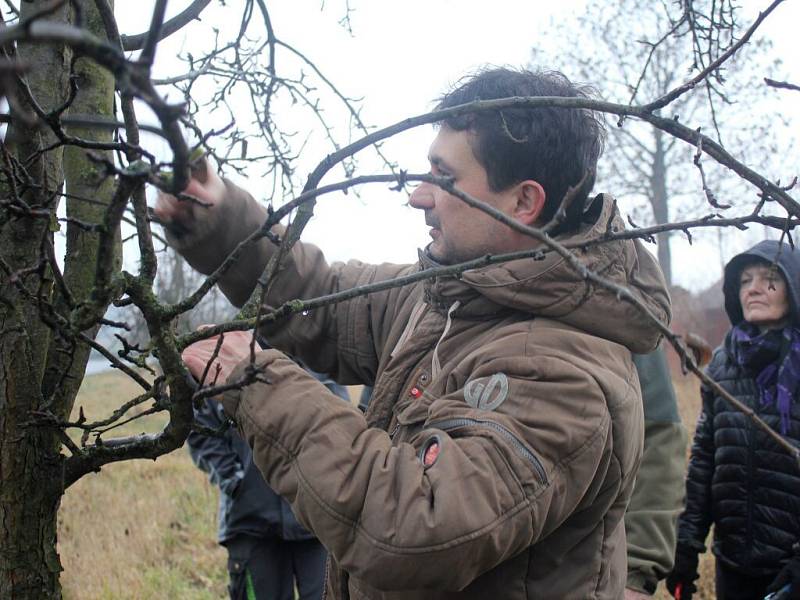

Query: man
<box><xmin>158</xmin><ymin>67</ymin><xmax>671</xmax><ymax>599</ymax></box>
<box><xmin>358</xmin><ymin>344</ymin><xmax>688</xmax><ymax>600</ymax></box>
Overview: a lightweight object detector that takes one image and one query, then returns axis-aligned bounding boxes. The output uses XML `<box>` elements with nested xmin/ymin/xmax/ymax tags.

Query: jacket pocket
<box><xmin>390</xmin><ymin>398</ymin><xmax>432</xmax><ymax>442</ymax></box>
<box><xmin>226</xmin><ymin>546</ymin><xmax>253</xmax><ymax>600</ymax></box>
<box><xmin>428</xmin><ymin>418</ymin><xmax>547</xmax><ymax>484</ymax></box>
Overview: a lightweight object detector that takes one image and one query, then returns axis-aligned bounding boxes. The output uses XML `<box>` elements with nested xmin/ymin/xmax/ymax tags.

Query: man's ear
<box><xmin>512</xmin><ymin>180</ymin><xmax>546</xmax><ymax>226</ymax></box>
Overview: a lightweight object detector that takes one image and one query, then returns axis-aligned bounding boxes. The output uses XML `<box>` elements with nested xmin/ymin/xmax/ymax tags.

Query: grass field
<box><xmin>59</xmin><ymin>372</ymin><xmax>228</xmax><ymax>599</ymax></box>
<box><xmin>59</xmin><ymin>369</ymin><xmax>715</xmax><ymax>599</ymax></box>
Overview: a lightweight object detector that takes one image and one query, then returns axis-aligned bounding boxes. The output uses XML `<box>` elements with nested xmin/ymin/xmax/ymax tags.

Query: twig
<box><xmin>765</xmin><ymin>78</ymin><xmax>800</xmax><ymax>92</ymax></box>
<box><xmin>120</xmin><ymin>0</ymin><xmax>212</xmax><ymax>51</ymax></box>
<box><xmin>138</xmin><ymin>0</ymin><xmax>168</xmax><ymax>67</ymax></box>
<box><xmin>644</xmin><ymin>0</ymin><xmax>785</xmax><ymax>111</ymax></box>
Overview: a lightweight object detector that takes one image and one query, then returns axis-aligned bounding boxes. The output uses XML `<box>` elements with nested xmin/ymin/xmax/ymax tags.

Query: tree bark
<box><xmin>650</xmin><ymin>128</ymin><xmax>672</xmax><ymax>286</ymax></box>
<box><xmin>42</xmin><ymin>0</ymin><xmax>118</xmax><ymax>415</ymax></box>
<box><xmin>0</xmin><ymin>1</ymin><xmax>115</xmax><ymax>598</ymax></box>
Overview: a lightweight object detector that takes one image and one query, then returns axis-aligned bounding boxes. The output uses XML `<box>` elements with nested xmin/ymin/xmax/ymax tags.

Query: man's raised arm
<box><xmin>155</xmin><ymin>160</ymin><xmax>412</xmax><ymax>384</ymax></box>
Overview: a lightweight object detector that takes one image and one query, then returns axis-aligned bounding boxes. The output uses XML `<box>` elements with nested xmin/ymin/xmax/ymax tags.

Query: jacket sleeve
<box><xmin>675</xmin><ymin>372</ymin><xmax>718</xmax><ymax>552</ymax></box>
<box><xmin>221</xmin><ymin>343</ymin><xmax>636</xmax><ymax>592</ymax></box>
<box><xmin>626</xmin><ymin>349</ymin><xmax>688</xmax><ymax>594</ymax></box>
<box><xmin>187</xmin><ymin>399</ymin><xmax>244</xmax><ymax>497</ymax></box>
<box><xmin>166</xmin><ymin>179</ymin><xmax>412</xmax><ymax>385</ymax></box>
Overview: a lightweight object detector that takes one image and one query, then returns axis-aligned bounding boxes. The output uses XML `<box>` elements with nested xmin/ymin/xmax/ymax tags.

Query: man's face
<box><xmin>408</xmin><ymin>126</ymin><xmax>520</xmax><ymax>265</ymax></box>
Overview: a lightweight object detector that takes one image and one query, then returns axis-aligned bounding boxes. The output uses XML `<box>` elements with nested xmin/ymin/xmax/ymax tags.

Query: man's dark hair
<box><xmin>436</xmin><ymin>67</ymin><xmax>606</xmax><ymax>228</ymax></box>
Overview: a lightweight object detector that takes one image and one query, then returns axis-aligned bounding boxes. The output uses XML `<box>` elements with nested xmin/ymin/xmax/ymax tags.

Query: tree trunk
<box><xmin>0</xmin><ymin>2</ymin><xmax>72</xmax><ymax>596</ymax></box>
<box><xmin>0</xmin><ymin>2</ymin><xmax>114</xmax><ymax>598</ymax></box>
<box><xmin>42</xmin><ymin>0</ymin><xmax>118</xmax><ymax>414</ymax></box>
<box><xmin>650</xmin><ymin>128</ymin><xmax>672</xmax><ymax>286</ymax></box>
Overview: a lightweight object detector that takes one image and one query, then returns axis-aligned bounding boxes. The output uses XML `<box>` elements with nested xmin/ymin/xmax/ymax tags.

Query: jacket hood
<box><xmin>420</xmin><ymin>194</ymin><xmax>671</xmax><ymax>354</ymax></box>
<box><xmin>722</xmin><ymin>239</ymin><xmax>800</xmax><ymax>326</ymax></box>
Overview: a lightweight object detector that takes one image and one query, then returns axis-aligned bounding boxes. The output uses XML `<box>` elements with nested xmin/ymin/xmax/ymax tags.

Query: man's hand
<box><xmin>154</xmin><ymin>158</ymin><xmax>227</xmax><ymax>231</ymax></box>
<box><xmin>624</xmin><ymin>589</ymin><xmax>651</xmax><ymax>600</ymax></box>
<box><xmin>182</xmin><ymin>329</ymin><xmax>253</xmax><ymax>386</ymax></box>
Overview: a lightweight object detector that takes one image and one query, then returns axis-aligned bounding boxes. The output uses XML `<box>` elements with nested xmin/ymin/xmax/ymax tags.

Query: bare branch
<box><xmin>645</xmin><ymin>0</ymin><xmax>785</xmax><ymax>111</ymax></box>
<box><xmin>765</xmin><ymin>77</ymin><xmax>800</xmax><ymax>92</ymax></box>
<box><xmin>138</xmin><ymin>0</ymin><xmax>168</xmax><ymax>67</ymax></box>
<box><xmin>120</xmin><ymin>0</ymin><xmax>213</xmax><ymax>52</ymax></box>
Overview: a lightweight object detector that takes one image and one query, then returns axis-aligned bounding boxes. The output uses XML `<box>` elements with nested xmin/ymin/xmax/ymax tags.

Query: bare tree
<box><xmin>0</xmin><ymin>1</ymin><xmax>381</xmax><ymax>597</ymax></box>
<box><xmin>0</xmin><ymin>1</ymin><xmax>798</xmax><ymax>598</ymax></box>
<box><xmin>531</xmin><ymin>0</ymin><xmax>796</xmax><ymax>285</ymax></box>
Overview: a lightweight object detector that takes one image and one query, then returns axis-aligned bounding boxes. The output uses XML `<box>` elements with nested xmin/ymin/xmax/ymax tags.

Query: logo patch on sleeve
<box><xmin>464</xmin><ymin>373</ymin><xmax>509</xmax><ymax>411</ymax></box>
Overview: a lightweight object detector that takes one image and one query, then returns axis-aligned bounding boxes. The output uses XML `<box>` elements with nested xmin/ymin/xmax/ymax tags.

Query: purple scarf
<box><xmin>729</xmin><ymin>322</ymin><xmax>800</xmax><ymax>435</ymax></box>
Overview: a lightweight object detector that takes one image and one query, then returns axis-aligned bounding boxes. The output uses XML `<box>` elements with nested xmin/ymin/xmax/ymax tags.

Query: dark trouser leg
<box><xmin>715</xmin><ymin>560</ymin><xmax>777</xmax><ymax>600</ymax></box>
<box><xmin>289</xmin><ymin>539</ymin><xmax>328</xmax><ymax>600</ymax></box>
<box><xmin>226</xmin><ymin>536</ymin><xmax>293</xmax><ymax>600</ymax></box>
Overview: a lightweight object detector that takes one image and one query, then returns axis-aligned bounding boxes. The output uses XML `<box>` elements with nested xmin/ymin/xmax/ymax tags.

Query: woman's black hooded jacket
<box><xmin>677</xmin><ymin>240</ymin><xmax>800</xmax><ymax>575</ymax></box>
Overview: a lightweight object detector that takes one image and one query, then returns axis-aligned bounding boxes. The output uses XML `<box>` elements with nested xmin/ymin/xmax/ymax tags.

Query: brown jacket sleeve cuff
<box><xmin>220</xmin><ymin>354</ymin><xmax>256</xmax><ymax>421</ymax></box>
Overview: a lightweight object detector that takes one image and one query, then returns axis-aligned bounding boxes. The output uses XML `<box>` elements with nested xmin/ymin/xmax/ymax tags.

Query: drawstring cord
<box><xmin>431</xmin><ymin>301</ymin><xmax>460</xmax><ymax>379</ymax></box>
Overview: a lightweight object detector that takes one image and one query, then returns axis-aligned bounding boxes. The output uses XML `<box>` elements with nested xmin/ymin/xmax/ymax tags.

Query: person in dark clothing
<box><xmin>188</xmin><ymin>374</ymin><xmax>349</xmax><ymax>600</ymax></box>
<box><xmin>666</xmin><ymin>240</ymin><xmax>800</xmax><ymax>600</ymax></box>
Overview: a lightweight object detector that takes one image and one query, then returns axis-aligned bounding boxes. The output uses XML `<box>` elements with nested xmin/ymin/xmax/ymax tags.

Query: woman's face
<box><xmin>739</xmin><ymin>263</ymin><xmax>791</xmax><ymax>329</ymax></box>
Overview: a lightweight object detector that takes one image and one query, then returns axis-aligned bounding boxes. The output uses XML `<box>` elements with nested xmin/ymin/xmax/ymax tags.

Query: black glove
<box><xmin>766</xmin><ymin>547</ymin><xmax>800</xmax><ymax>600</ymax></box>
<box><xmin>665</xmin><ymin>543</ymin><xmax>700</xmax><ymax>600</ymax></box>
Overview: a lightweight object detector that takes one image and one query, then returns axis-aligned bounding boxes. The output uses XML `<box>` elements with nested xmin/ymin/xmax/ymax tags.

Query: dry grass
<box><xmin>59</xmin><ymin>371</ymin><xmax>228</xmax><ymax>599</ymax></box>
<box><xmin>60</xmin><ymin>371</ymin><xmax>715</xmax><ymax>599</ymax></box>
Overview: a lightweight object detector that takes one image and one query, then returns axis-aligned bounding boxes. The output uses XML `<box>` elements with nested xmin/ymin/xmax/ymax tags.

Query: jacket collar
<box><xmin>416</xmin><ymin>194</ymin><xmax>672</xmax><ymax>354</ymax></box>
<box><xmin>418</xmin><ymin>249</ymin><xmax>503</xmax><ymax>319</ymax></box>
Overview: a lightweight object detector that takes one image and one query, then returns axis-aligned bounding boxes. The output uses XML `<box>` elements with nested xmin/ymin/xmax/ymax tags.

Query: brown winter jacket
<box><xmin>171</xmin><ymin>182</ymin><xmax>671</xmax><ymax>600</ymax></box>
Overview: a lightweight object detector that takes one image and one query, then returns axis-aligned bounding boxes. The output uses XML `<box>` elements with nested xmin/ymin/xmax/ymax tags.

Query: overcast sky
<box><xmin>121</xmin><ymin>0</ymin><xmax>799</xmax><ymax>291</ymax></box>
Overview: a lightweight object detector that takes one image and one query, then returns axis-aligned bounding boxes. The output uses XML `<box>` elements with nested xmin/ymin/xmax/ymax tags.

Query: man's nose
<box><xmin>409</xmin><ymin>182</ymin><xmax>435</xmax><ymax>209</ymax></box>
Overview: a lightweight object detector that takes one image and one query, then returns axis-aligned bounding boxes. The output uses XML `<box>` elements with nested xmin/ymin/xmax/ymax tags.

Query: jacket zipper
<box><xmin>321</xmin><ymin>555</ymin><xmax>330</xmax><ymax>600</ymax></box>
<box><xmin>428</xmin><ymin>418</ymin><xmax>547</xmax><ymax>484</ymax></box>
<box><xmin>390</xmin><ymin>299</ymin><xmax>427</xmax><ymax>358</ymax></box>
<box><xmin>745</xmin><ymin>383</ymin><xmax>755</xmax><ymax>565</ymax></box>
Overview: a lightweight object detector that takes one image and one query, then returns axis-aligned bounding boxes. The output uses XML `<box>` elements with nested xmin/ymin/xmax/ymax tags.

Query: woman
<box><xmin>667</xmin><ymin>240</ymin><xmax>800</xmax><ymax>600</ymax></box>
